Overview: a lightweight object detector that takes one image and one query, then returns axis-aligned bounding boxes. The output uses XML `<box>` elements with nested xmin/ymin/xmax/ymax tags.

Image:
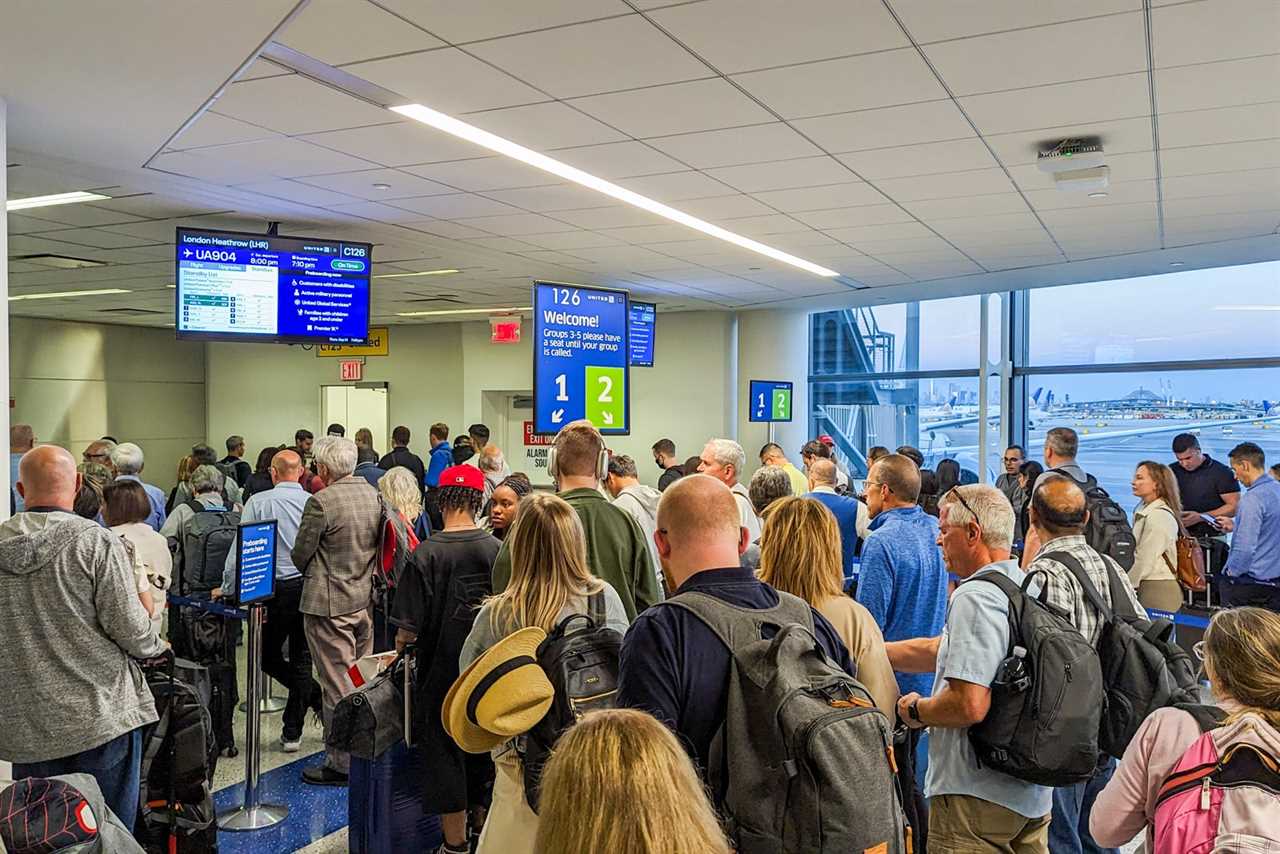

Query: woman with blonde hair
<box><xmin>757</xmin><ymin>496</ymin><xmax>899</xmax><ymax>720</ymax></box>
<box><xmin>460</xmin><ymin>493</ymin><xmax>631</xmax><ymax>854</ymax></box>
<box><xmin>354</xmin><ymin>426</ymin><xmax>377</xmax><ymax>458</ymax></box>
<box><xmin>373</xmin><ymin>466</ymin><xmax>426</xmax><ymax>647</ymax></box>
<box><xmin>1092</xmin><ymin>606</ymin><xmax>1280</xmax><ymax>849</ymax></box>
<box><xmin>165</xmin><ymin>454</ymin><xmax>196</xmax><ymax>514</ymax></box>
<box><xmin>1129</xmin><ymin>460</ymin><xmax>1185</xmax><ymax>612</ymax></box>
<box><xmin>533</xmin><ymin>708</ymin><xmax>731</xmax><ymax>854</ymax></box>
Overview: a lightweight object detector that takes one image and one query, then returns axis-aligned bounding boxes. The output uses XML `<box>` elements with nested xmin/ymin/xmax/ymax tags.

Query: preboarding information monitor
<box><xmin>236</xmin><ymin>520</ymin><xmax>278</xmax><ymax>605</ymax></box>
<box><xmin>175</xmin><ymin>227</ymin><xmax>372</xmax><ymax>344</ymax></box>
<box><xmin>533</xmin><ymin>282</ymin><xmax>630</xmax><ymax>435</ymax></box>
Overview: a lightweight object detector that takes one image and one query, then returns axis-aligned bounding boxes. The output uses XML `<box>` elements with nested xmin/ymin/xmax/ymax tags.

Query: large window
<box><xmin>810</xmin><ymin>261</ymin><xmax>1280</xmax><ymax>496</ymax></box>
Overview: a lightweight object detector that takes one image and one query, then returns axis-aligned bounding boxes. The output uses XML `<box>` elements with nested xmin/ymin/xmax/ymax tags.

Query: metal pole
<box><xmin>218</xmin><ymin>604</ymin><xmax>288</xmax><ymax>831</ymax></box>
<box><xmin>241</xmin><ymin>679</ymin><xmax>287</xmax><ymax>714</ymax></box>
<box><xmin>978</xmin><ymin>297</ymin><xmax>991</xmax><ymax>480</ymax></box>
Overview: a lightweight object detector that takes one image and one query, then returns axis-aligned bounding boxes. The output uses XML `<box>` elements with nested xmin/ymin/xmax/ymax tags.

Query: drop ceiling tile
<box><xmin>978</xmin><ymin>253</ymin><xmax>1068</xmax><ymax>269</ymax></box>
<box><xmin>706</xmin><ymin>156</ymin><xmax>854</xmax><ymax>193</ymax></box>
<box><xmin>1157</xmin><ymin>102</ymin><xmax>1280</xmax><ymax>148</ymax></box>
<box><xmin>902</xmin><ymin>193</ymin><xmax>1031</xmax><ymax>219</ymax></box>
<box><xmin>214</xmin><ymin>75</ymin><xmax>395</xmax><ymax>135</ymax></box>
<box><xmin>197</xmin><ymin>136</ymin><xmax>379</xmax><ymax>178</ymax></box>
<box><xmin>304</xmin><ymin>122</ymin><xmax>485</xmax><ymax>167</ymax></box>
<box><xmin>569</xmin><ymin>78</ymin><xmax>774</xmax><ymax>138</ymax></box>
<box><xmin>233</xmin><ymin>179</ymin><xmax>362</xmax><ymax>206</ymax></box>
<box><xmin>402</xmin><ymin>156</ymin><xmax>559</xmax><ymax>191</ymax></box>
<box><xmin>478</xmin><ymin>184</ymin><xmax>612</xmax><ymax>212</ymax></box>
<box><xmin>961</xmin><ymin>73</ymin><xmax>1151</xmax><ymax>136</ymax></box>
<box><xmin>984</xmin><ymin>116</ymin><xmax>1155</xmax><ymax>166</ymax></box>
<box><xmin>295</xmin><ymin>168</ymin><xmax>458</xmax><ymax>200</ymax></box>
<box><xmin>1164</xmin><ymin>209</ymin><xmax>1280</xmax><ymax>234</ymax></box>
<box><xmin>794</xmin><ymin>100</ymin><xmax>976</xmax><ymax>153</ymax></box>
<box><xmin>1156</xmin><ymin>55</ymin><xmax>1280</xmax><ymax>114</ymax></box>
<box><xmin>718</xmin><ymin>213</ymin><xmax>814</xmax><ymax>237</ymax></box>
<box><xmin>148</xmin><ymin>150</ymin><xmax>274</xmax><ymax>185</ymax></box>
<box><xmin>894</xmin><ymin>259</ymin><xmax>986</xmax><ymax>278</ymax></box>
<box><xmin>6</xmin><ymin>204</ymin><xmax>146</xmax><ymax>229</ymax></box>
<box><xmin>835</xmin><ymin>138</ymin><xmax>998</xmax><ymax>180</ymax></box>
<box><xmin>928</xmin><ymin>213</ymin><xmax>1047</xmax><ymax>236</ymax></box>
<box><xmin>465</xmin><ymin>101</ymin><xmax>630</xmax><ymax>149</ymax></box>
<box><xmin>1038</xmin><ymin>200</ymin><xmax>1158</xmax><ymax>227</ymax></box>
<box><xmin>1152</xmin><ymin>0</ymin><xmax>1280</xmax><ymax>67</ymax></box>
<box><xmin>86</xmin><ymin>195</ymin><xmax>220</xmax><ymax>220</ymax></box>
<box><xmin>1165</xmin><ymin>222</ymin><xmax>1279</xmax><ymax>245</ymax></box>
<box><xmin>514</xmin><ymin>249</ymin><xmax>598</xmax><ymax>268</ymax></box>
<box><xmin>876</xmin><ymin>168</ymin><xmax>1017</xmax><ymax>202</ymax></box>
<box><xmin>520</xmin><ymin>231</ymin><xmax>627</xmax><ymax>250</ymax></box>
<box><xmin>859</xmin><ymin>238</ymin><xmax>961</xmax><ymax>257</ymax></box>
<box><xmin>375</xmin><ymin>0</ymin><xmax>631</xmax><ymax>42</ymax></box>
<box><xmin>278</xmin><ymin>0</ymin><xmax>444</xmax><ymax>64</ymax></box>
<box><xmin>600</xmin><ymin>223</ymin><xmax>705</xmax><ymax>244</ymax></box>
<box><xmin>344</xmin><ymin>48</ymin><xmax>547</xmax><ymax>114</ymax></box>
<box><xmin>552</xmin><ymin>206</ymin><xmax>665</xmax><ymax>229</ymax></box>
<box><xmin>752</xmin><ymin>181</ymin><xmax>891</xmax><ymax>212</ymax></box>
<box><xmin>1161</xmin><ymin>139</ymin><xmax>1280</xmax><ymax>177</ymax></box>
<box><xmin>467</xmin><ymin>15</ymin><xmax>709</xmax><ymax>98</ymax></box>
<box><xmin>921</xmin><ymin>13</ymin><xmax>1147</xmax><ymax>95</ymax></box>
<box><xmin>6</xmin><ymin>213</ymin><xmax>64</xmax><ymax>234</ymax></box>
<box><xmin>1161</xmin><ymin>168</ymin><xmax>1280</xmax><ymax>200</ymax></box>
<box><xmin>402</xmin><ymin>219</ymin><xmax>498</xmax><ymax>239</ymax></box>
<box><xmin>548</xmin><ymin>141</ymin><xmax>687</xmax><ymax>179</ymax></box>
<box><xmin>645</xmin><ymin>123</ymin><xmax>824</xmax><ymax>169</ymax></box>
<box><xmin>823</xmin><ymin>221</ymin><xmax>934</xmax><ymax>243</ymax></box>
<box><xmin>36</xmin><ymin>228</ymin><xmax>156</xmax><ymax>250</ymax></box>
<box><xmin>733</xmin><ymin>49</ymin><xmax>946</xmax><ymax>119</ymax></box>
<box><xmin>390</xmin><ymin>193</ymin><xmax>524</xmax><ymax>219</ymax></box>
<box><xmin>602</xmin><ymin>171</ymin><xmax>727</xmax><ymax>203</ymax></box>
<box><xmin>649</xmin><ymin>0</ymin><xmax>907</xmax><ymax>72</ymax></box>
<box><xmin>676</xmin><ymin>194</ymin><xmax>777</xmax><ymax>219</ymax></box>
<box><xmin>171</xmin><ymin>112</ymin><xmax>278</xmax><ymax>150</ymax></box>
<box><xmin>460</xmin><ymin>213</ymin><xmax>577</xmax><ymax>236</ymax></box>
<box><xmin>566</xmin><ymin>244</ymin><xmax>693</xmax><ymax>268</ymax></box>
<box><xmin>1162</xmin><ymin>192</ymin><xmax>1280</xmax><ymax>218</ymax></box>
<box><xmin>792</xmin><ymin>204</ymin><xmax>915</xmax><ymax>229</ymax></box>
<box><xmin>890</xmin><ymin>0</ymin><xmax>1139</xmax><ymax>44</ymax></box>
<box><xmin>324</xmin><ymin>200</ymin><xmax>436</xmax><ymax>223</ymax></box>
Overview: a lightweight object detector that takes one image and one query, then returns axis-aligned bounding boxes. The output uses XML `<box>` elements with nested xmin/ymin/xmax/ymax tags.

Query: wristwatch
<box><xmin>908</xmin><ymin>698</ymin><xmax>921</xmax><ymax>723</ymax></box>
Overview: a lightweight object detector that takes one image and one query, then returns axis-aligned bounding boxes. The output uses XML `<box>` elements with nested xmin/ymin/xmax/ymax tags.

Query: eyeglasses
<box><xmin>945</xmin><ymin>487</ymin><xmax>980</xmax><ymax>524</ymax></box>
<box><xmin>864</xmin><ymin>479</ymin><xmax>883</xmax><ymax>490</ymax></box>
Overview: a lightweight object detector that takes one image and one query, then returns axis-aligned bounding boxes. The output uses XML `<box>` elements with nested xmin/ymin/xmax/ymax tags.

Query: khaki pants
<box><xmin>930</xmin><ymin>794</ymin><xmax>1049</xmax><ymax>854</ymax></box>
<box><xmin>1137</xmin><ymin>579</ymin><xmax>1183</xmax><ymax>613</ymax></box>
<box><xmin>303</xmin><ymin>609</ymin><xmax>372</xmax><ymax>774</ymax></box>
<box><xmin>476</xmin><ymin>752</ymin><xmax>538</xmax><ymax>854</ymax></box>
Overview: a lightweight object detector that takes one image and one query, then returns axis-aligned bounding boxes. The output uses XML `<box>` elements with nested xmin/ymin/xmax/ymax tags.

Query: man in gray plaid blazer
<box><xmin>292</xmin><ymin>435</ymin><xmax>382</xmax><ymax>786</ymax></box>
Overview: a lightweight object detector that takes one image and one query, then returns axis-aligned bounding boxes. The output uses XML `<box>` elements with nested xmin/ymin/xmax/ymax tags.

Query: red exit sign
<box><xmin>523</xmin><ymin>421</ymin><xmax>554</xmax><ymax>446</ymax></box>
<box><xmin>340</xmin><ymin>359</ymin><xmax>363</xmax><ymax>381</ymax></box>
<box><xmin>490</xmin><ymin>317</ymin><xmax>521</xmax><ymax>344</ymax></box>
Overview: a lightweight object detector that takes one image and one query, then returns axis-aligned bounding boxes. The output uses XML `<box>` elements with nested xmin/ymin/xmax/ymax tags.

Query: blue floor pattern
<box><xmin>213</xmin><ymin>751</ymin><xmax>347</xmax><ymax>853</ymax></box>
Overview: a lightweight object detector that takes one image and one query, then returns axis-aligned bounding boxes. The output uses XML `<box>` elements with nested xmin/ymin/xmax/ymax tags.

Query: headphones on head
<box><xmin>547</xmin><ymin>421</ymin><xmax>610</xmax><ymax>482</ymax></box>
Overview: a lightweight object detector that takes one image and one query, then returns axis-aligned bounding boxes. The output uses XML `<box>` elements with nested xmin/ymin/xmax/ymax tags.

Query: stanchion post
<box><xmin>217</xmin><ymin>603</ymin><xmax>288</xmax><ymax>831</ymax></box>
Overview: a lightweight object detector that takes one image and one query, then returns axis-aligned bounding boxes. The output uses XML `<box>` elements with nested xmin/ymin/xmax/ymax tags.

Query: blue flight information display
<box><xmin>629</xmin><ymin>301</ymin><xmax>655</xmax><ymax>368</ymax></box>
<box><xmin>533</xmin><ymin>282</ymin><xmax>630</xmax><ymax>435</ymax></box>
<box><xmin>175</xmin><ymin>227</ymin><xmax>372</xmax><ymax>344</ymax></box>
<box><xmin>749</xmin><ymin>380</ymin><xmax>794</xmax><ymax>423</ymax></box>
<box><xmin>236</xmin><ymin>520</ymin><xmax>278</xmax><ymax>605</ymax></box>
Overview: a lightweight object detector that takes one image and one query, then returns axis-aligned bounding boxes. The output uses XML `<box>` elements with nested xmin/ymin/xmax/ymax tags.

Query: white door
<box><xmin>320</xmin><ymin>384</ymin><xmax>390</xmax><ymax>455</ymax></box>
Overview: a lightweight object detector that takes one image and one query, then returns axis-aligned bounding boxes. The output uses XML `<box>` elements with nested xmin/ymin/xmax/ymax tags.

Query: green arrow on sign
<box><xmin>772</xmin><ymin>387</ymin><xmax>792</xmax><ymax>421</ymax></box>
<box><xmin>585</xmin><ymin>366</ymin><xmax>626</xmax><ymax>431</ymax></box>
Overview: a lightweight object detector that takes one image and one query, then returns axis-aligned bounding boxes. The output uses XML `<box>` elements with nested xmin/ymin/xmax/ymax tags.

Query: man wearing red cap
<box><xmin>392</xmin><ymin>464</ymin><xmax>499</xmax><ymax>853</ymax></box>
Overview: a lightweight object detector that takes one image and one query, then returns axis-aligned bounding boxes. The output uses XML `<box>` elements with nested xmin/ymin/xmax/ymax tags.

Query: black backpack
<box><xmin>173</xmin><ymin>499</ymin><xmax>240</xmax><ymax>594</ymax></box>
<box><xmin>967</xmin><ymin>569</ymin><xmax>1104</xmax><ymax>787</ymax></box>
<box><xmin>1047</xmin><ymin>551</ymin><xmax>1201</xmax><ymax>759</ymax></box>
<box><xmin>1050</xmin><ymin>469</ymin><xmax>1137</xmax><ymax>570</ymax></box>
<box><xmin>522</xmin><ymin>592</ymin><xmax>622</xmax><ymax>813</ymax></box>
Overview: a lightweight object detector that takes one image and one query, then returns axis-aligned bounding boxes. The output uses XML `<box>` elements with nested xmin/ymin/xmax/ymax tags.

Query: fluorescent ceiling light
<box><xmin>373</xmin><ymin>269</ymin><xmax>460</xmax><ymax>279</ymax></box>
<box><xmin>397</xmin><ymin>305</ymin><xmax>532</xmax><ymax>317</ymax></box>
<box><xmin>6</xmin><ymin>191</ymin><xmax>110</xmax><ymax>211</ymax></box>
<box><xmin>1212</xmin><ymin>305</ymin><xmax>1280</xmax><ymax>311</ymax></box>
<box><xmin>9</xmin><ymin>288</ymin><xmax>132</xmax><ymax>301</ymax></box>
<box><xmin>390</xmin><ymin>103</ymin><xmax>838</xmax><ymax>278</ymax></box>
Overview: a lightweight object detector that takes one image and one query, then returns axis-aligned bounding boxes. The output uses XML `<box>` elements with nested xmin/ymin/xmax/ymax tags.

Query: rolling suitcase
<box><xmin>348</xmin><ymin>741</ymin><xmax>441</xmax><ymax>854</ymax></box>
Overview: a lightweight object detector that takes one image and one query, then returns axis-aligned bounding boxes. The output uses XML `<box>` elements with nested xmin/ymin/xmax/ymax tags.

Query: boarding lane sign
<box><xmin>749</xmin><ymin>380</ymin><xmax>794</xmax><ymax>423</ymax></box>
<box><xmin>533</xmin><ymin>282</ymin><xmax>630</xmax><ymax>435</ymax></box>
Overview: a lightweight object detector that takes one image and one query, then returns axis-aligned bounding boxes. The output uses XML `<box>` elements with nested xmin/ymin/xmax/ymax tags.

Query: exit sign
<box><xmin>490</xmin><ymin>316</ymin><xmax>521</xmax><ymax>344</ymax></box>
<box><xmin>340</xmin><ymin>360</ymin><xmax>363</xmax><ymax>381</ymax></box>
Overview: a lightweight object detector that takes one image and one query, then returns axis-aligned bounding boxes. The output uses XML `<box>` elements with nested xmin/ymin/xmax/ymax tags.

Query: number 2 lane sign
<box><xmin>533</xmin><ymin>282</ymin><xmax>631</xmax><ymax>435</ymax></box>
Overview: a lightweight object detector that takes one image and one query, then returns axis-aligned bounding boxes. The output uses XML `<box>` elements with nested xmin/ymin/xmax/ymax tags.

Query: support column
<box><xmin>1</xmin><ymin>98</ymin><xmax>10</xmax><ymax>522</ymax></box>
<box><xmin>735</xmin><ymin>309</ymin><xmax>810</xmax><ymax>478</ymax></box>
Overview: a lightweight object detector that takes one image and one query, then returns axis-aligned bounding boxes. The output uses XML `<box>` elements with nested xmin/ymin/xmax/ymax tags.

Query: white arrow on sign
<box><xmin>551</xmin><ymin>408</ymin><xmax>565</xmax><ymax>424</ymax></box>
<box><xmin>601</xmin><ymin>411</ymin><xmax>614</xmax><ymax>425</ymax></box>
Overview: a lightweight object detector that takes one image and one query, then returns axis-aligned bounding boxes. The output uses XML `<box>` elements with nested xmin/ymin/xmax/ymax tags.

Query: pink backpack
<box><xmin>1153</xmin><ymin>716</ymin><xmax>1280</xmax><ymax>853</ymax></box>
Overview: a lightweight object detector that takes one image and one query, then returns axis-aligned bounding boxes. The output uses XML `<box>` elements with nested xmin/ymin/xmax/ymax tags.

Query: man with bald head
<box><xmin>805</xmin><ymin>457</ymin><xmax>868</xmax><ymax>578</ymax></box>
<box><xmin>856</xmin><ymin>454</ymin><xmax>949</xmax><ymax>700</ymax></box>
<box><xmin>1025</xmin><ymin>473</ymin><xmax>1145</xmax><ymax>854</ymax></box>
<box><xmin>0</xmin><ymin>446</ymin><xmax>165</xmax><ymax>830</ymax></box>
<box><xmin>219</xmin><ymin>448</ymin><xmax>321</xmax><ymax>752</ymax></box>
<box><xmin>617</xmin><ymin>474</ymin><xmax>855</xmax><ymax>784</ymax></box>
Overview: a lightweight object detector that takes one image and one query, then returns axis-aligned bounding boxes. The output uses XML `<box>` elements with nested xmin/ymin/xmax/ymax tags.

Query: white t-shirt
<box><xmin>112</xmin><ymin>522</ymin><xmax>173</xmax><ymax>628</ymax></box>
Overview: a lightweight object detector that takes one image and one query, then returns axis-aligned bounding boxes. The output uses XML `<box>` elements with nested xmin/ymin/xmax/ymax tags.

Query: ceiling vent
<box><xmin>13</xmin><ymin>253</ymin><xmax>107</xmax><ymax>269</ymax></box>
<box><xmin>1037</xmin><ymin>138</ymin><xmax>1106</xmax><ymax>173</ymax></box>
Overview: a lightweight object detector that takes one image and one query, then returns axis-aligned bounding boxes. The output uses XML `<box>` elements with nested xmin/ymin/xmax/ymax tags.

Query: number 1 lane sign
<box><xmin>533</xmin><ymin>282</ymin><xmax>630</xmax><ymax>435</ymax></box>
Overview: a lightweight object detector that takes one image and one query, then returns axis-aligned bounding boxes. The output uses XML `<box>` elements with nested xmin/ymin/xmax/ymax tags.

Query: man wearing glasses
<box><xmin>996</xmin><ymin>445</ymin><xmax>1026</xmax><ymax>509</ymax></box>
<box><xmin>82</xmin><ymin>438</ymin><xmax>117</xmax><ymax>473</ymax></box>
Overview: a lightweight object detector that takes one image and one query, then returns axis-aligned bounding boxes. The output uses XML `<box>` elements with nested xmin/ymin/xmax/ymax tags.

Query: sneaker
<box><xmin>301</xmin><ymin>765</ymin><xmax>348</xmax><ymax>787</ymax></box>
<box><xmin>281</xmin><ymin>735</ymin><xmax>302</xmax><ymax>753</ymax></box>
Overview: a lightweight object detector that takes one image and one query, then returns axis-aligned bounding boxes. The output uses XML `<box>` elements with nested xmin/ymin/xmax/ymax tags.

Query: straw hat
<box><xmin>443</xmin><ymin>626</ymin><xmax>554</xmax><ymax>754</ymax></box>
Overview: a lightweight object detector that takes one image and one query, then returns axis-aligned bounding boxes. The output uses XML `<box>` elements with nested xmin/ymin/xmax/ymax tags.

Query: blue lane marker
<box><xmin>214</xmin><ymin>752</ymin><xmax>348</xmax><ymax>853</ymax></box>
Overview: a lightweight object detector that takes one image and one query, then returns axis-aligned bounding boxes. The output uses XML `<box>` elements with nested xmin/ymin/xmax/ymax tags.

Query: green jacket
<box><xmin>491</xmin><ymin>487</ymin><xmax>663</xmax><ymax>620</ymax></box>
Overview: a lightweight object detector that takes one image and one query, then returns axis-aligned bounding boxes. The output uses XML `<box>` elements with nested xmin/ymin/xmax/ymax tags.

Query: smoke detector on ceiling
<box><xmin>1037</xmin><ymin>138</ymin><xmax>1106</xmax><ymax>173</ymax></box>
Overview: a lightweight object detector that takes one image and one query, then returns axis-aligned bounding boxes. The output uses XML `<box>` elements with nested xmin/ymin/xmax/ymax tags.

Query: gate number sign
<box><xmin>533</xmin><ymin>282</ymin><xmax>630</xmax><ymax>435</ymax></box>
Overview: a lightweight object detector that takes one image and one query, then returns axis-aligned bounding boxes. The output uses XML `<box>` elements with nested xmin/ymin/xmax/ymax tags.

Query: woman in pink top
<box><xmin>1090</xmin><ymin>606</ymin><xmax>1280</xmax><ymax>849</ymax></box>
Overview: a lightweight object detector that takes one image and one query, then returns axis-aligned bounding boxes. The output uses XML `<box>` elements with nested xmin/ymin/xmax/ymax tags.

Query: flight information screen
<box><xmin>629</xmin><ymin>301</ymin><xmax>655</xmax><ymax>367</ymax></box>
<box><xmin>175</xmin><ymin>227</ymin><xmax>372</xmax><ymax>344</ymax></box>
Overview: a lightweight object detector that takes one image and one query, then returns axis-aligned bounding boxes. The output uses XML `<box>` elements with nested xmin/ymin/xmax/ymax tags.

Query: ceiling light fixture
<box><xmin>396</xmin><ymin>305</ymin><xmax>532</xmax><ymax>317</ymax></box>
<box><xmin>8</xmin><ymin>288</ymin><xmax>132</xmax><ymax>301</ymax></box>
<box><xmin>372</xmin><ymin>268</ymin><xmax>460</xmax><ymax>279</ymax></box>
<box><xmin>6</xmin><ymin>190</ymin><xmax>111</xmax><ymax>211</ymax></box>
<box><xmin>389</xmin><ymin>103</ymin><xmax>838</xmax><ymax>278</ymax></box>
<box><xmin>371</xmin><ymin>183</ymin><xmax>392</xmax><ymax>190</ymax></box>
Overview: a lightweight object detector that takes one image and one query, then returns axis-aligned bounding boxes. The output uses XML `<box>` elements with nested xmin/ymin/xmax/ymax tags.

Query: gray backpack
<box><xmin>668</xmin><ymin>590</ymin><xmax>910</xmax><ymax>854</ymax></box>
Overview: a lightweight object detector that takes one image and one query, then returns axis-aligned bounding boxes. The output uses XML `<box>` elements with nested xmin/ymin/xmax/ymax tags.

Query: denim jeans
<box><xmin>13</xmin><ymin>728</ymin><xmax>144</xmax><ymax>832</ymax></box>
<box><xmin>1049</xmin><ymin>755</ymin><xmax>1118</xmax><ymax>854</ymax></box>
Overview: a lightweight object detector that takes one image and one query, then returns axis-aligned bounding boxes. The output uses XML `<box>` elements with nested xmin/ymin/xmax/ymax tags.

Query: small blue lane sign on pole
<box><xmin>749</xmin><ymin>380</ymin><xmax>794</xmax><ymax>423</ymax></box>
<box><xmin>533</xmin><ymin>281</ymin><xmax>631</xmax><ymax>435</ymax></box>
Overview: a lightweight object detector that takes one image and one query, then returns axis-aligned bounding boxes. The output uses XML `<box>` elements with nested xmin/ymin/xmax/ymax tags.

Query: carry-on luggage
<box><xmin>136</xmin><ymin>653</ymin><xmax>219</xmax><ymax>854</ymax></box>
<box><xmin>348</xmin><ymin>740</ymin><xmax>441</xmax><ymax>854</ymax></box>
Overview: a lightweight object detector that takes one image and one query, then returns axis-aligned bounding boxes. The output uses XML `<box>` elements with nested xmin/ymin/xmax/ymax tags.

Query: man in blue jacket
<box><xmin>423</xmin><ymin>422</ymin><xmax>453</xmax><ymax>531</ymax></box>
<box><xmin>805</xmin><ymin>458</ymin><xmax>866</xmax><ymax>579</ymax></box>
